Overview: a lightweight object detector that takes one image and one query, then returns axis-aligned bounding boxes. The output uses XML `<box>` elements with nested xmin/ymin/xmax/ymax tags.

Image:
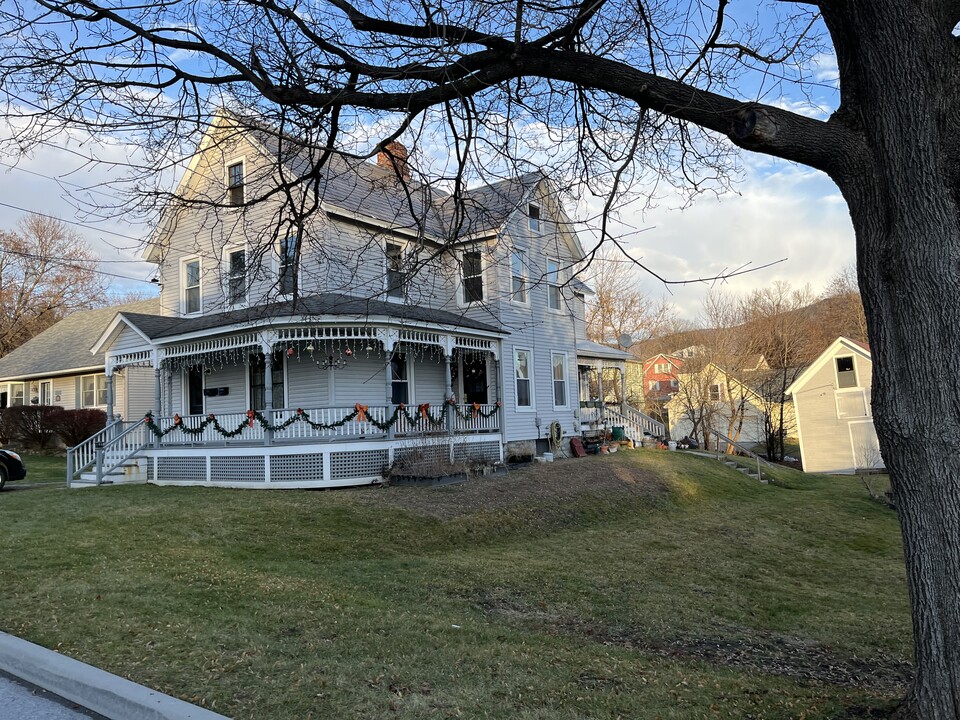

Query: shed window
<box><xmin>836</xmin><ymin>356</ymin><xmax>857</xmax><ymax>388</ymax></box>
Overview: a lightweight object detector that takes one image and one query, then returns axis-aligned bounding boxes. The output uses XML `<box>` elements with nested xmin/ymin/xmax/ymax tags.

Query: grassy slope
<box><xmin>0</xmin><ymin>452</ymin><xmax>909</xmax><ymax>719</ymax></box>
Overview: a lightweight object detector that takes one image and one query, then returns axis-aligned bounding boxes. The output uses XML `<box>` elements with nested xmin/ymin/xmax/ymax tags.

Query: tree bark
<box><xmin>825</xmin><ymin>2</ymin><xmax>960</xmax><ymax>716</ymax></box>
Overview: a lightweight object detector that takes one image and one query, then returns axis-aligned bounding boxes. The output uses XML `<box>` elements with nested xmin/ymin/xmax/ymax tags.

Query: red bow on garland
<box><xmin>173</xmin><ymin>414</ymin><xmax>182</xmax><ymax>425</ymax></box>
<box><xmin>246</xmin><ymin>409</ymin><xmax>255</xmax><ymax>428</ymax></box>
<box><xmin>355</xmin><ymin>403</ymin><xmax>368</xmax><ymax>422</ymax></box>
<box><xmin>472</xmin><ymin>402</ymin><xmax>481</xmax><ymax>419</ymax></box>
<box><xmin>419</xmin><ymin>403</ymin><xmax>430</xmax><ymax>420</ymax></box>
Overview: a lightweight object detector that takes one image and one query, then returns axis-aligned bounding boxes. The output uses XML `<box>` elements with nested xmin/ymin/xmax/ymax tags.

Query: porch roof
<box><xmin>576</xmin><ymin>339</ymin><xmax>633</xmax><ymax>362</ymax></box>
<box><xmin>112</xmin><ymin>292</ymin><xmax>504</xmax><ymax>344</ymax></box>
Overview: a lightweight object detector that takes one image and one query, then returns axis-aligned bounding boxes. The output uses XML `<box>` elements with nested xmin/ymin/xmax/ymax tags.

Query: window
<box><xmin>81</xmin><ymin>374</ymin><xmax>107</xmax><ymax>408</ymax></box>
<box><xmin>249</xmin><ymin>351</ymin><xmax>285</xmax><ymax>411</ymax></box>
<box><xmin>648</xmin><ymin>380</ymin><xmax>659</xmax><ymax>391</ymax></box>
<box><xmin>836</xmin><ymin>356</ymin><xmax>857</xmax><ymax>388</ymax></box>
<box><xmin>546</xmin><ymin>259</ymin><xmax>561</xmax><ymax>310</ymax></box>
<box><xmin>461</xmin><ymin>250</ymin><xmax>483</xmax><ymax>303</ymax></box>
<box><xmin>552</xmin><ymin>352</ymin><xmax>568</xmax><ymax>408</ymax></box>
<box><xmin>183</xmin><ymin>258</ymin><xmax>201</xmax><ymax>314</ymax></box>
<box><xmin>9</xmin><ymin>382</ymin><xmax>24</xmax><ymax>407</ymax></box>
<box><xmin>386</xmin><ymin>242</ymin><xmax>404</xmax><ymax>299</ymax></box>
<box><xmin>511</xmin><ymin>250</ymin><xmax>527</xmax><ymax>303</ymax></box>
<box><xmin>227</xmin><ymin>249</ymin><xmax>246</xmax><ymax>305</ymax></box>
<box><xmin>528</xmin><ymin>203</ymin><xmax>541</xmax><ymax>232</ymax></box>
<box><xmin>654</xmin><ymin>362</ymin><xmax>670</xmax><ymax>374</ymax></box>
<box><xmin>227</xmin><ymin>161</ymin><xmax>244</xmax><ymax>205</ymax></box>
<box><xmin>708</xmin><ymin>384</ymin><xmax>722</xmax><ymax>402</ymax></box>
<box><xmin>391</xmin><ymin>354</ymin><xmax>409</xmax><ymax>404</ymax></box>
<box><xmin>279</xmin><ymin>235</ymin><xmax>298</xmax><ymax>296</ymax></box>
<box><xmin>514</xmin><ymin>348</ymin><xmax>533</xmax><ymax>409</ymax></box>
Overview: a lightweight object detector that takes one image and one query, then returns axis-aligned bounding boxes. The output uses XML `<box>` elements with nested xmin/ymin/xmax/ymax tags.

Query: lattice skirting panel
<box><xmin>145</xmin><ymin>437</ymin><xmax>502</xmax><ymax>489</ymax></box>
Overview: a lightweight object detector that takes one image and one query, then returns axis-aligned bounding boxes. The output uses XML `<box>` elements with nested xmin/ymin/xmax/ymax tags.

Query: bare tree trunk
<box><xmin>831</xmin><ymin>5</ymin><xmax>960</xmax><ymax>711</ymax></box>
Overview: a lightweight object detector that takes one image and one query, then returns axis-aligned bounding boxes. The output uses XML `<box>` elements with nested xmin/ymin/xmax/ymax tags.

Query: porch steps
<box><xmin>75</xmin><ymin>457</ymin><xmax>149</xmax><ymax>487</ymax></box>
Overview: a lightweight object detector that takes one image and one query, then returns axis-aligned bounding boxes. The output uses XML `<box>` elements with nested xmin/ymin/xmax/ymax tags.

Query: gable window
<box><xmin>386</xmin><ymin>242</ymin><xmax>405</xmax><ymax>299</ymax></box>
<box><xmin>528</xmin><ymin>203</ymin><xmax>541</xmax><ymax>232</ymax></box>
<box><xmin>81</xmin><ymin>374</ymin><xmax>107</xmax><ymax>408</ymax></box>
<box><xmin>391</xmin><ymin>353</ymin><xmax>409</xmax><ymax>404</ymax></box>
<box><xmin>708</xmin><ymin>384</ymin><xmax>722</xmax><ymax>402</ymax></box>
<box><xmin>461</xmin><ymin>249</ymin><xmax>483</xmax><ymax>303</ymax></box>
<box><xmin>552</xmin><ymin>352</ymin><xmax>568</xmax><ymax>408</ymax></box>
<box><xmin>183</xmin><ymin>258</ymin><xmax>201</xmax><ymax>315</ymax></box>
<box><xmin>514</xmin><ymin>348</ymin><xmax>533</xmax><ymax>409</ymax></box>
<box><xmin>227</xmin><ymin>161</ymin><xmax>245</xmax><ymax>206</ymax></box>
<box><xmin>227</xmin><ymin>249</ymin><xmax>246</xmax><ymax>305</ymax></box>
<box><xmin>836</xmin><ymin>356</ymin><xmax>857</xmax><ymax>388</ymax></box>
<box><xmin>546</xmin><ymin>259</ymin><xmax>561</xmax><ymax>310</ymax></box>
<box><xmin>511</xmin><ymin>250</ymin><xmax>527</xmax><ymax>303</ymax></box>
<box><xmin>279</xmin><ymin>235</ymin><xmax>298</xmax><ymax>295</ymax></box>
<box><xmin>654</xmin><ymin>362</ymin><xmax>670</xmax><ymax>374</ymax></box>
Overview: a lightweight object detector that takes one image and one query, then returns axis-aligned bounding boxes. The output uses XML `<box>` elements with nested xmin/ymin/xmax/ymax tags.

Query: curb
<box><xmin>0</xmin><ymin>631</ymin><xmax>230</xmax><ymax>720</ymax></box>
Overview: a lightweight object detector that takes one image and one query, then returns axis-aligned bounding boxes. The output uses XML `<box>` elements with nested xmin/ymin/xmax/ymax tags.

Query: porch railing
<box><xmin>578</xmin><ymin>401</ymin><xmax>665</xmax><ymax>439</ymax></box>
<box><xmin>152</xmin><ymin>404</ymin><xmax>500</xmax><ymax>445</ymax></box>
<box><xmin>66</xmin><ymin>418</ymin><xmax>150</xmax><ymax>486</ymax></box>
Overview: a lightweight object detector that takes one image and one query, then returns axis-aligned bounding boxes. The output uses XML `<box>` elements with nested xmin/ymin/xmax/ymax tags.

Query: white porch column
<box><xmin>443</xmin><ymin>337</ymin><xmax>454</xmax><ymax>435</ymax></box>
<box><xmin>597</xmin><ymin>362</ymin><xmax>605</xmax><ymax>424</ymax></box>
<box><xmin>262</xmin><ymin>336</ymin><xmax>275</xmax><ymax>447</ymax></box>
<box><xmin>383</xmin><ymin>332</ymin><xmax>397</xmax><ymax>440</ymax></box>
<box><xmin>105</xmin><ymin>357</ymin><xmax>115</xmax><ymax>423</ymax></box>
<box><xmin>621</xmin><ymin>365</ymin><xmax>627</xmax><ymax>408</ymax></box>
<box><xmin>152</xmin><ymin>350</ymin><xmax>161</xmax><ymax>417</ymax></box>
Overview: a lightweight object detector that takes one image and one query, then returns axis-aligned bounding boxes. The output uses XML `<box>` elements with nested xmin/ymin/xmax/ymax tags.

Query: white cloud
<box><xmin>620</xmin><ymin>162</ymin><xmax>855</xmax><ymax>319</ymax></box>
<box><xmin>810</xmin><ymin>52</ymin><xmax>840</xmax><ymax>84</ymax></box>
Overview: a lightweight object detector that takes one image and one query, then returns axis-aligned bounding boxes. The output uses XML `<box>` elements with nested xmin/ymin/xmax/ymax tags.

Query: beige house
<box><xmin>0</xmin><ymin>299</ymin><xmax>159</xmax><ymax>420</ymax></box>
<box><xmin>666</xmin><ymin>362</ymin><xmax>788</xmax><ymax>449</ymax></box>
<box><xmin>785</xmin><ymin>336</ymin><xmax>883</xmax><ymax>474</ymax></box>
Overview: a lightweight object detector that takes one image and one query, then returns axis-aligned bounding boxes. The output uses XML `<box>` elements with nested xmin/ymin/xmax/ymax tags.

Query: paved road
<box><xmin>0</xmin><ymin>671</ymin><xmax>105</xmax><ymax>720</ymax></box>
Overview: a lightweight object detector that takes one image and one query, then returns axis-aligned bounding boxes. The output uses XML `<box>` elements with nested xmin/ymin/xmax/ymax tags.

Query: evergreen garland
<box><xmin>143</xmin><ymin>400</ymin><xmax>502</xmax><ymax>439</ymax></box>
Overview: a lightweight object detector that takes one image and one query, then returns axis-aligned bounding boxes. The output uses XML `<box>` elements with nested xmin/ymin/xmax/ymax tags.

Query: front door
<box><xmin>187</xmin><ymin>366</ymin><xmax>204</xmax><ymax>415</ymax></box>
<box><xmin>39</xmin><ymin>381</ymin><xmax>52</xmax><ymax>406</ymax></box>
<box><xmin>461</xmin><ymin>354</ymin><xmax>488</xmax><ymax>404</ymax></box>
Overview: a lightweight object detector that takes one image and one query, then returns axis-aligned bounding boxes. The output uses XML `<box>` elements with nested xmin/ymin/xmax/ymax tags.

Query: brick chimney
<box><xmin>377</xmin><ymin>141</ymin><xmax>410</xmax><ymax>181</ymax></box>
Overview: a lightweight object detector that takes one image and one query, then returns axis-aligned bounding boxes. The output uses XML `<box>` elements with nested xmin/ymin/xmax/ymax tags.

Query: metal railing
<box><xmin>711</xmin><ymin>428</ymin><xmax>772</xmax><ymax>481</ymax></box>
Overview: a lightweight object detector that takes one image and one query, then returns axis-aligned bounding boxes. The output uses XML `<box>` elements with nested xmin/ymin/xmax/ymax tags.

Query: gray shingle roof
<box><xmin>576</xmin><ymin>339</ymin><xmax>634</xmax><ymax>361</ymax></box>
<box><xmin>242</xmin><ymin>117</ymin><xmax>542</xmax><ymax>241</ymax></box>
<box><xmin>0</xmin><ymin>299</ymin><xmax>160</xmax><ymax>381</ymax></box>
<box><xmin>117</xmin><ymin>292</ymin><xmax>503</xmax><ymax>342</ymax></box>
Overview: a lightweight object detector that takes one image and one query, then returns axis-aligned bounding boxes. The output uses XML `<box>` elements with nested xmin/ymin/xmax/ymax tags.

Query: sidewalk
<box><xmin>0</xmin><ymin>632</ymin><xmax>231</xmax><ymax>720</ymax></box>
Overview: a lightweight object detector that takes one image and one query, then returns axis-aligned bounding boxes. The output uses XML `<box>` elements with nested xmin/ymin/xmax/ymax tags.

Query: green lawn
<box><xmin>16</xmin><ymin>453</ymin><xmax>68</xmax><ymax>484</ymax></box>
<box><xmin>0</xmin><ymin>451</ymin><xmax>910</xmax><ymax>719</ymax></box>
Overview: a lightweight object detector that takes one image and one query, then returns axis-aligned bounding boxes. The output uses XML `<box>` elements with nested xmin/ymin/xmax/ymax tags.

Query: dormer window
<box><xmin>528</xmin><ymin>203</ymin><xmax>541</xmax><ymax>232</ymax></box>
<box><xmin>227</xmin><ymin>161</ymin><xmax>244</xmax><ymax>206</ymax></box>
<box><xmin>836</xmin><ymin>356</ymin><xmax>857</xmax><ymax>388</ymax></box>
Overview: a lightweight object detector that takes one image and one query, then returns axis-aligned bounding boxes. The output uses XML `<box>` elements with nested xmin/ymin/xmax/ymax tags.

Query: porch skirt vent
<box><xmin>394</xmin><ymin>443</ymin><xmax>448</xmax><ymax>468</ymax></box>
<box><xmin>271</xmin><ymin>454</ymin><xmax>324</xmax><ymax>483</ymax></box>
<box><xmin>330</xmin><ymin>449</ymin><xmax>389</xmax><ymax>481</ymax></box>
<box><xmin>156</xmin><ymin>456</ymin><xmax>205</xmax><ymax>483</ymax></box>
<box><xmin>212</xmin><ymin>456</ymin><xmax>266</xmax><ymax>483</ymax></box>
<box><xmin>453</xmin><ymin>441</ymin><xmax>501</xmax><ymax>463</ymax></box>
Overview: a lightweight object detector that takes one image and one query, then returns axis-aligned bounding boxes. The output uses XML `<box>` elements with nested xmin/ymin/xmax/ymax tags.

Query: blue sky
<box><xmin>0</xmin><ymin>2</ymin><xmax>852</xmax><ymax>319</ymax></box>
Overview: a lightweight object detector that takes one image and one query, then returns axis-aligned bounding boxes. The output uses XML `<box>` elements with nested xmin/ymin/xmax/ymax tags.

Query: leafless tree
<box><xmin>0</xmin><ymin>214</ymin><xmax>109</xmax><ymax>357</ymax></box>
<box><xmin>2</xmin><ymin>2</ymin><xmax>959</xmax><ymax>715</ymax></box>
<box><xmin>820</xmin><ymin>264</ymin><xmax>869</xmax><ymax>344</ymax></box>
<box><xmin>583</xmin><ymin>247</ymin><xmax>675</xmax><ymax>346</ymax></box>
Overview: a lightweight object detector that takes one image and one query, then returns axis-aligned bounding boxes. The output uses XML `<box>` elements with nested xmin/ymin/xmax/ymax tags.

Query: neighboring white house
<box><xmin>785</xmin><ymin>336</ymin><xmax>882</xmax><ymax>474</ymax></box>
<box><xmin>71</xmin><ymin>109</ymin><xmax>661</xmax><ymax>488</ymax></box>
<box><xmin>0</xmin><ymin>299</ymin><xmax>159</xmax><ymax>419</ymax></box>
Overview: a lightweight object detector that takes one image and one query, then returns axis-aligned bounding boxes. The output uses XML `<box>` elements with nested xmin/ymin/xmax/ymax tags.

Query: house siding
<box><xmin>792</xmin><ymin>346</ymin><xmax>877</xmax><ymax>473</ymax></box>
